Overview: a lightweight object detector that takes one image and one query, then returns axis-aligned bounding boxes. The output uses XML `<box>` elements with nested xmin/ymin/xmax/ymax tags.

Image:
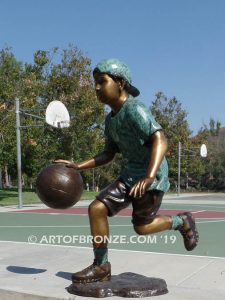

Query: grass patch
<box><xmin>0</xmin><ymin>189</ymin><xmax>97</xmax><ymax>206</ymax></box>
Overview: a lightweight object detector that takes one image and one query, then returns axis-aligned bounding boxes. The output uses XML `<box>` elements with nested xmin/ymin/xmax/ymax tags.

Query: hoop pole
<box><xmin>16</xmin><ymin>98</ymin><xmax>23</xmax><ymax>208</ymax></box>
<box><xmin>178</xmin><ymin>142</ymin><xmax>181</xmax><ymax>196</ymax></box>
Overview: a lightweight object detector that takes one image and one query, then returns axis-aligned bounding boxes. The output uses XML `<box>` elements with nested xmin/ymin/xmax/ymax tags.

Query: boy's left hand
<box><xmin>129</xmin><ymin>177</ymin><xmax>154</xmax><ymax>198</ymax></box>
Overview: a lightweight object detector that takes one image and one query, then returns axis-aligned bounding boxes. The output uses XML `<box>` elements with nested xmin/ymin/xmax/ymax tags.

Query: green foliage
<box><xmin>34</xmin><ymin>50</ymin><xmax>49</xmax><ymax>67</ymax></box>
<box><xmin>0</xmin><ymin>48</ymin><xmax>23</xmax><ymax>174</ymax></box>
<box><xmin>0</xmin><ymin>47</ymin><xmax>23</xmax><ymax>100</ymax></box>
<box><xmin>197</xmin><ymin>120</ymin><xmax>225</xmax><ymax>190</ymax></box>
<box><xmin>151</xmin><ymin>92</ymin><xmax>192</xmax><ymax>188</ymax></box>
<box><xmin>0</xmin><ymin>46</ymin><xmax>105</xmax><ymax>188</ymax></box>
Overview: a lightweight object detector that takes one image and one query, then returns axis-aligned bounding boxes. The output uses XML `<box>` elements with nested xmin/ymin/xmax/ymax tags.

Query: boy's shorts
<box><xmin>96</xmin><ymin>179</ymin><xmax>164</xmax><ymax>226</ymax></box>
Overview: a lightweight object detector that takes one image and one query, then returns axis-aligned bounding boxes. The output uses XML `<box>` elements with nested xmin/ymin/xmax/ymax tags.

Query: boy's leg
<box><xmin>72</xmin><ymin>180</ymin><xmax>130</xmax><ymax>283</ymax></box>
<box><xmin>72</xmin><ymin>199</ymin><xmax>111</xmax><ymax>283</ymax></box>
<box><xmin>132</xmin><ymin>190</ymin><xmax>172</xmax><ymax>233</ymax></box>
<box><xmin>89</xmin><ymin>199</ymin><xmax>109</xmax><ymax>265</ymax></box>
<box><xmin>132</xmin><ymin>190</ymin><xmax>199</xmax><ymax>251</ymax></box>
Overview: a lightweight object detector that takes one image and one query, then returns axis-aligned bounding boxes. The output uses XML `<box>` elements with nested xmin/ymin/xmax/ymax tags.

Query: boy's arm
<box><xmin>129</xmin><ymin>130</ymin><xmax>167</xmax><ymax>198</ymax></box>
<box><xmin>54</xmin><ymin>151</ymin><xmax>116</xmax><ymax>171</ymax></box>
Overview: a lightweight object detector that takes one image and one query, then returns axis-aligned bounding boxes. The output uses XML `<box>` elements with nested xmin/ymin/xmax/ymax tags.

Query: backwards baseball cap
<box><xmin>93</xmin><ymin>58</ymin><xmax>140</xmax><ymax>97</ymax></box>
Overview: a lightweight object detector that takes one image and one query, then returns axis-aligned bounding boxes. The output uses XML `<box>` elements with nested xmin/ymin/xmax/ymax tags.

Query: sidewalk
<box><xmin>0</xmin><ymin>241</ymin><xmax>225</xmax><ymax>300</ymax></box>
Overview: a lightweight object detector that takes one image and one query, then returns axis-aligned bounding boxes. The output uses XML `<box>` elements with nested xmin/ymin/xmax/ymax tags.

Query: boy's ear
<box><xmin>118</xmin><ymin>78</ymin><xmax>126</xmax><ymax>90</ymax></box>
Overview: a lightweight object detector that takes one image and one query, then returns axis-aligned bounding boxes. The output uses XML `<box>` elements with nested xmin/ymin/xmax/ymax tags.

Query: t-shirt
<box><xmin>104</xmin><ymin>96</ymin><xmax>170</xmax><ymax>192</ymax></box>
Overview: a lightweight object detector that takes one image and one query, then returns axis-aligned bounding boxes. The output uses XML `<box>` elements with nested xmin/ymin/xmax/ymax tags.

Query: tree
<box><xmin>0</xmin><ymin>48</ymin><xmax>24</xmax><ymax>187</ymax></box>
<box><xmin>197</xmin><ymin>120</ymin><xmax>225</xmax><ymax>190</ymax></box>
<box><xmin>0</xmin><ymin>46</ymin><xmax>107</xmax><ymax>189</ymax></box>
<box><xmin>150</xmin><ymin>92</ymin><xmax>192</xmax><ymax>190</ymax></box>
<box><xmin>23</xmin><ymin>46</ymin><xmax>107</xmax><ymax>187</ymax></box>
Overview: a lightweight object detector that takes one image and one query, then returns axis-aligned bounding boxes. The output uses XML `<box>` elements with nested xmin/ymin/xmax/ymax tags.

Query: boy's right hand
<box><xmin>54</xmin><ymin>159</ymin><xmax>80</xmax><ymax>170</ymax></box>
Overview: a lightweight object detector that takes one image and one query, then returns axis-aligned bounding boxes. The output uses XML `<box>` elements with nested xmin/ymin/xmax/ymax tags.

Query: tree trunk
<box><xmin>0</xmin><ymin>168</ymin><xmax>2</xmax><ymax>189</ymax></box>
<box><xmin>4</xmin><ymin>165</ymin><xmax>10</xmax><ymax>188</ymax></box>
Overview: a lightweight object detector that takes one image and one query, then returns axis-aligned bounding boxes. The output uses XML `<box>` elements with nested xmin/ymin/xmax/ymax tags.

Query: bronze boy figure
<box><xmin>56</xmin><ymin>58</ymin><xmax>199</xmax><ymax>283</ymax></box>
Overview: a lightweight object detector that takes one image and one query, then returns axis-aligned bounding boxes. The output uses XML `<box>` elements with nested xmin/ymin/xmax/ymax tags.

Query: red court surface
<box><xmin>15</xmin><ymin>207</ymin><xmax>225</xmax><ymax>219</ymax></box>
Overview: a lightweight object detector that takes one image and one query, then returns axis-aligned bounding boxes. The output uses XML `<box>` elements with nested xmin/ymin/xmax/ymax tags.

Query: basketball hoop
<box><xmin>200</xmin><ymin>144</ymin><xmax>207</xmax><ymax>157</ymax></box>
<box><xmin>45</xmin><ymin>100</ymin><xmax>70</xmax><ymax>128</ymax></box>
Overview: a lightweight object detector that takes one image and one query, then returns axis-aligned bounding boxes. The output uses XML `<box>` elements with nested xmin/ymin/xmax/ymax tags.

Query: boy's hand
<box><xmin>54</xmin><ymin>159</ymin><xmax>79</xmax><ymax>170</ymax></box>
<box><xmin>129</xmin><ymin>177</ymin><xmax>154</xmax><ymax>198</ymax></box>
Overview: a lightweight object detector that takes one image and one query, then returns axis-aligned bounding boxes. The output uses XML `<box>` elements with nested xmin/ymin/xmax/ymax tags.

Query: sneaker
<box><xmin>176</xmin><ymin>212</ymin><xmax>199</xmax><ymax>251</ymax></box>
<box><xmin>72</xmin><ymin>260</ymin><xmax>111</xmax><ymax>284</ymax></box>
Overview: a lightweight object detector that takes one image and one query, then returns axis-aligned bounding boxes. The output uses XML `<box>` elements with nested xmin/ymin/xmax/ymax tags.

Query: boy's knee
<box><xmin>134</xmin><ymin>225</ymin><xmax>146</xmax><ymax>235</ymax></box>
<box><xmin>133</xmin><ymin>219</ymin><xmax>154</xmax><ymax>235</ymax></box>
<box><xmin>88</xmin><ymin>199</ymin><xmax>108</xmax><ymax>217</ymax></box>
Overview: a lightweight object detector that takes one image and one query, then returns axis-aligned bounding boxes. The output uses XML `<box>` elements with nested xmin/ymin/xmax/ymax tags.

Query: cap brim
<box><xmin>128</xmin><ymin>85</ymin><xmax>140</xmax><ymax>97</ymax></box>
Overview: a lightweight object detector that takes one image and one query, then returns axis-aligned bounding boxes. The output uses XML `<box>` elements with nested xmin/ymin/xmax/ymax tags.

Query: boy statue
<box><xmin>55</xmin><ymin>58</ymin><xmax>199</xmax><ymax>284</ymax></box>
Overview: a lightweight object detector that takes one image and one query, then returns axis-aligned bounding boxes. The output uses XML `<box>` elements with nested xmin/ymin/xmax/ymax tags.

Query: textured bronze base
<box><xmin>67</xmin><ymin>272</ymin><xmax>168</xmax><ymax>298</ymax></box>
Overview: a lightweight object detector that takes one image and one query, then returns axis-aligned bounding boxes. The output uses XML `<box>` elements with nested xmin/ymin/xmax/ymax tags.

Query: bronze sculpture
<box><xmin>55</xmin><ymin>58</ymin><xmax>199</xmax><ymax>296</ymax></box>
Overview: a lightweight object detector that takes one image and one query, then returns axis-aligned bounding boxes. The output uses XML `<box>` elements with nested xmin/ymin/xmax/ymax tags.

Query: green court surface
<box><xmin>0</xmin><ymin>194</ymin><xmax>225</xmax><ymax>259</ymax></box>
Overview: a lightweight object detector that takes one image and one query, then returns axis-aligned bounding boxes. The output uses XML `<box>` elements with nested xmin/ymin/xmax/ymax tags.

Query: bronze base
<box><xmin>67</xmin><ymin>272</ymin><xmax>168</xmax><ymax>298</ymax></box>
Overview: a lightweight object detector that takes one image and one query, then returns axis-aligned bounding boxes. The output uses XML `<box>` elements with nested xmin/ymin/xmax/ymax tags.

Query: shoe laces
<box><xmin>82</xmin><ymin>260</ymin><xmax>97</xmax><ymax>272</ymax></box>
<box><xmin>178</xmin><ymin>225</ymin><xmax>191</xmax><ymax>240</ymax></box>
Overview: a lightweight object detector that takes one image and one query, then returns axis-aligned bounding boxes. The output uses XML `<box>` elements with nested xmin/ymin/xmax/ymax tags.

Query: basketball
<box><xmin>36</xmin><ymin>163</ymin><xmax>83</xmax><ymax>209</ymax></box>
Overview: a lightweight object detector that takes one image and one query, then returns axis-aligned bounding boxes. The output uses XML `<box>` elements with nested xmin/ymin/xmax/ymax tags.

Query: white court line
<box><xmin>0</xmin><ymin>240</ymin><xmax>225</xmax><ymax>260</ymax></box>
<box><xmin>0</xmin><ymin>224</ymin><xmax>130</xmax><ymax>228</ymax></box>
<box><xmin>191</xmin><ymin>210</ymin><xmax>206</xmax><ymax>213</ymax></box>
<box><xmin>3</xmin><ymin>212</ymin><xmax>89</xmax><ymax>217</ymax></box>
<box><xmin>196</xmin><ymin>217</ymin><xmax>225</xmax><ymax>219</ymax></box>
<box><xmin>196</xmin><ymin>219</ymin><xmax>225</xmax><ymax>224</ymax></box>
<box><xmin>175</xmin><ymin>260</ymin><xmax>214</xmax><ymax>286</ymax></box>
<box><xmin>165</xmin><ymin>204</ymin><xmax>225</xmax><ymax>209</ymax></box>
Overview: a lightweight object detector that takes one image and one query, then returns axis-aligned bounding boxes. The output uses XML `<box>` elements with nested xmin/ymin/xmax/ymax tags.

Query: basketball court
<box><xmin>0</xmin><ymin>193</ymin><xmax>225</xmax><ymax>299</ymax></box>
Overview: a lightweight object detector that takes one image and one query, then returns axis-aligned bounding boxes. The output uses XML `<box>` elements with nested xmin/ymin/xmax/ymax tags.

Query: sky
<box><xmin>1</xmin><ymin>0</ymin><xmax>225</xmax><ymax>135</ymax></box>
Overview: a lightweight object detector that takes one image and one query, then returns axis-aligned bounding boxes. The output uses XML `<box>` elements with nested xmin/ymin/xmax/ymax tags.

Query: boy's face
<box><xmin>94</xmin><ymin>73</ymin><xmax>121</xmax><ymax>105</ymax></box>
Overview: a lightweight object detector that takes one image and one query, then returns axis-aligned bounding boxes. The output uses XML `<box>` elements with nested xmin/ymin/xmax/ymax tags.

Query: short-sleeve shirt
<box><xmin>104</xmin><ymin>96</ymin><xmax>170</xmax><ymax>192</ymax></box>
